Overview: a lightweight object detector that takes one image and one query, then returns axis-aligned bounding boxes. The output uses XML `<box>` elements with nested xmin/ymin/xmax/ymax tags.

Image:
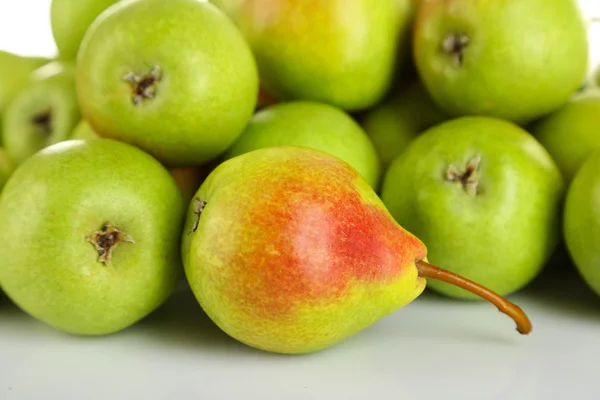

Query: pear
<box><xmin>76</xmin><ymin>0</ymin><xmax>259</xmax><ymax>167</ymax></box>
<box><xmin>564</xmin><ymin>151</ymin><xmax>600</xmax><ymax>297</ymax></box>
<box><xmin>224</xmin><ymin>101</ymin><xmax>381</xmax><ymax>189</ymax></box>
<box><xmin>531</xmin><ymin>89</ymin><xmax>600</xmax><ymax>183</ymax></box>
<box><xmin>208</xmin><ymin>0</ymin><xmax>243</xmax><ymax>19</ymax></box>
<box><xmin>360</xmin><ymin>81</ymin><xmax>447</xmax><ymax>170</ymax></box>
<box><xmin>181</xmin><ymin>146</ymin><xmax>532</xmax><ymax>354</ymax></box>
<box><xmin>0</xmin><ymin>51</ymin><xmax>49</xmax><ymax>131</ymax></box>
<box><xmin>50</xmin><ymin>0</ymin><xmax>121</xmax><ymax>60</ymax></box>
<box><xmin>2</xmin><ymin>61</ymin><xmax>80</xmax><ymax>164</ymax></box>
<box><xmin>70</xmin><ymin>119</ymin><xmax>100</xmax><ymax>140</ymax></box>
<box><xmin>593</xmin><ymin>65</ymin><xmax>600</xmax><ymax>87</ymax></box>
<box><xmin>0</xmin><ymin>147</ymin><xmax>16</xmax><ymax>192</ymax></box>
<box><xmin>380</xmin><ymin>116</ymin><xmax>565</xmax><ymax>300</ymax></box>
<box><xmin>412</xmin><ymin>0</ymin><xmax>588</xmax><ymax>124</ymax></box>
<box><xmin>0</xmin><ymin>139</ymin><xmax>185</xmax><ymax>335</ymax></box>
<box><xmin>233</xmin><ymin>0</ymin><xmax>412</xmax><ymax>112</ymax></box>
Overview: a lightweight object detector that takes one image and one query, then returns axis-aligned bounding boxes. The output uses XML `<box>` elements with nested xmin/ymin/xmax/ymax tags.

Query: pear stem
<box><xmin>415</xmin><ymin>260</ymin><xmax>532</xmax><ymax>335</ymax></box>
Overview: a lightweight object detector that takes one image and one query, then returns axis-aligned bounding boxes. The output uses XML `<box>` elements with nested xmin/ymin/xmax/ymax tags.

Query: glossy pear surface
<box><xmin>225</xmin><ymin>101</ymin><xmax>381</xmax><ymax>189</ymax></box>
<box><xmin>182</xmin><ymin>146</ymin><xmax>428</xmax><ymax>354</ymax></box>
<box><xmin>564</xmin><ymin>151</ymin><xmax>600</xmax><ymax>297</ymax></box>
<box><xmin>380</xmin><ymin>116</ymin><xmax>565</xmax><ymax>299</ymax></box>
<box><xmin>532</xmin><ymin>90</ymin><xmax>600</xmax><ymax>183</ymax></box>
<box><xmin>413</xmin><ymin>0</ymin><xmax>588</xmax><ymax>124</ymax></box>
<box><xmin>234</xmin><ymin>0</ymin><xmax>409</xmax><ymax>111</ymax></box>
<box><xmin>0</xmin><ymin>139</ymin><xmax>185</xmax><ymax>335</ymax></box>
<box><xmin>76</xmin><ymin>0</ymin><xmax>259</xmax><ymax>167</ymax></box>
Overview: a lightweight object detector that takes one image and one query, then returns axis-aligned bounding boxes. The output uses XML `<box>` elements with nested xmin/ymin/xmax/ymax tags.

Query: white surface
<box><xmin>1</xmin><ymin>1</ymin><xmax>600</xmax><ymax>400</ymax></box>
<box><xmin>1</xmin><ymin>258</ymin><xmax>600</xmax><ymax>400</ymax></box>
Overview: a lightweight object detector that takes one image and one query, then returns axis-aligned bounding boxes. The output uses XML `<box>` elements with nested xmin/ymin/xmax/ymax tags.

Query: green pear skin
<box><xmin>0</xmin><ymin>139</ymin><xmax>185</xmax><ymax>335</ymax></box>
<box><xmin>225</xmin><ymin>101</ymin><xmax>381</xmax><ymax>189</ymax></box>
<box><xmin>2</xmin><ymin>61</ymin><xmax>80</xmax><ymax>164</ymax></box>
<box><xmin>181</xmin><ymin>146</ymin><xmax>428</xmax><ymax>354</ymax></box>
<box><xmin>380</xmin><ymin>116</ymin><xmax>565</xmax><ymax>299</ymax></box>
<box><xmin>0</xmin><ymin>147</ymin><xmax>16</xmax><ymax>191</ymax></box>
<box><xmin>50</xmin><ymin>0</ymin><xmax>120</xmax><ymax>60</ymax></box>
<box><xmin>76</xmin><ymin>0</ymin><xmax>259</xmax><ymax>167</ymax></box>
<box><xmin>233</xmin><ymin>0</ymin><xmax>410</xmax><ymax>111</ymax></box>
<box><xmin>360</xmin><ymin>81</ymin><xmax>447</xmax><ymax>170</ymax></box>
<box><xmin>208</xmin><ymin>0</ymin><xmax>243</xmax><ymax>19</ymax></box>
<box><xmin>564</xmin><ymin>151</ymin><xmax>600</xmax><ymax>297</ymax></box>
<box><xmin>0</xmin><ymin>51</ymin><xmax>49</xmax><ymax>130</ymax></box>
<box><xmin>531</xmin><ymin>89</ymin><xmax>600</xmax><ymax>183</ymax></box>
<box><xmin>70</xmin><ymin>119</ymin><xmax>100</xmax><ymax>140</ymax></box>
<box><xmin>413</xmin><ymin>0</ymin><xmax>588</xmax><ymax>124</ymax></box>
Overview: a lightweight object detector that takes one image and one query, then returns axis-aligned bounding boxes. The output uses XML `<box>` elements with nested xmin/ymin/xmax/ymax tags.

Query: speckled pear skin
<box><xmin>181</xmin><ymin>147</ymin><xmax>428</xmax><ymax>354</ymax></box>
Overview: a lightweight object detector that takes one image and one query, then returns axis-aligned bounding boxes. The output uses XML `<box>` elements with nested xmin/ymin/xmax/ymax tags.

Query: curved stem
<box><xmin>416</xmin><ymin>260</ymin><xmax>532</xmax><ymax>335</ymax></box>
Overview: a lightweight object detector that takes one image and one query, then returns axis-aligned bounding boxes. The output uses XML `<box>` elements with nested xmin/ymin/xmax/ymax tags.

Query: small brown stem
<box><xmin>416</xmin><ymin>259</ymin><xmax>532</xmax><ymax>335</ymax></box>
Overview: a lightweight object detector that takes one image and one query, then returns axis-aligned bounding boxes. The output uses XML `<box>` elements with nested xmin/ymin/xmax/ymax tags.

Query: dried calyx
<box><xmin>85</xmin><ymin>221</ymin><xmax>135</xmax><ymax>265</ymax></box>
<box><xmin>441</xmin><ymin>33</ymin><xmax>471</xmax><ymax>67</ymax></box>
<box><xmin>446</xmin><ymin>155</ymin><xmax>481</xmax><ymax>196</ymax></box>
<box><xmin>123</xmin><ymin>65</ymin><xmax>162</xmax><ymax>105</ymax></box>
<box><xmin>32</xmin><ymin>108</ymin><xmax>53</xmax><ymax>135</ymax></box>
<box><xmin>189</xmin><ymin>198</ymin><xmax>207</xmax><ymax>235</ymax></box>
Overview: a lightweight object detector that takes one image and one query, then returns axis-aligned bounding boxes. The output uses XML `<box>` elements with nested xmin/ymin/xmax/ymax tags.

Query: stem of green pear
<box><xmin>415</xmin><ymin>260</ymin><xmax>532</xmax><ymax>335</ymax></box>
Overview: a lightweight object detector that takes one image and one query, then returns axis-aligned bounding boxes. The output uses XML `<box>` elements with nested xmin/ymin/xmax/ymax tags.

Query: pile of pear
<box><xmin>0</xmin><ymin>0</ymin><xmax>598</xmax><ymax>354</ymax></box>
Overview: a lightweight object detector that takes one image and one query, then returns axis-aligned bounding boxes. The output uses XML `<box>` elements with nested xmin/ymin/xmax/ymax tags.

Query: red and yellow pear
<box><xmin>181</xmin><ymin>146</ymin><xmax>531</xmax><ymax>354</ymax></box>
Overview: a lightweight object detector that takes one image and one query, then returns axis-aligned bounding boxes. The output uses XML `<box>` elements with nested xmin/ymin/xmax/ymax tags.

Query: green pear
<box><xmin>76</xmin><ymin>0</ymin><xmax>259</xmax><ymax>167</ymax></box>
<box><xmin>182</xmin><ymin>146</ymin><xmax>532</xmax><ymax>354</ymax></box>
<box><xmin>412</xmin><ymin>0</ymin><xmax>588</xmax><ymax>124</ymax></box>
<box><xmin>593</xmin><ymin>65</ymin><xmax>600</xmax><ymax>87</ymax></box>
<box><xmin>360</xmin><ymin>81</ymin><xmax>447</xmax><ymax>170</ymax></box>
<box><xmin>531</xmin><ymin>89</ymin><xmax>600</xmax><ymax>183</ymax></box>
<box><xmin>233</xmin><ymin>0</ymin><xmax>412</xmax><ymax>112</ymax></box>
<box><xmin>208</xmin><ymin>0</ymin><xmax>243</xmax><ymax>19</ymax></box>
<box><xmin>0</xmin><ymin>139</ymin><xmax>185</xmax><ymax>335</ymax></box>
<box><xmin>50</xmin><ymin>0</ymin><xmax>121</xmax><ymax>60</ymax></box>
<box><xmin>70</xmin><ymin>119</ymin><xmax>100</xmax><ymax>140</ymax></box>
<box><xmin>2</xmin><ymin>61</ymin><xmax>80</xmax><ymax>164</ymax></box>
<box><xmin>564</xmin><ymin>151</ymin><xmax>600</xmax><ymax>297</ymax></box>
<box><xmin>0</xmin><ymin>51</ymin><xmax>49</xmax><ymax>130</ymax></box>
<box><xmin>224</xmin><ymin>101</ymin><xmax>381</xmax><ymax>189</ymax></box>
<box><xmin>0</xmin><ymin>147</ymin><xmax>16</xmax><ymax>192</ymax></box>
<box><xmin>380</xmin><ymin>116</ymin><xmax>565</xmax><ymax>299</ymax></box>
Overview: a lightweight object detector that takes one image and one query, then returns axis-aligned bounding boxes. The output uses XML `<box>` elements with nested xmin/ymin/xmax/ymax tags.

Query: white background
<box><xmin>1</xmin><ymin>1</ymin><xmax>600</xmax><ymax>400</ymax></box>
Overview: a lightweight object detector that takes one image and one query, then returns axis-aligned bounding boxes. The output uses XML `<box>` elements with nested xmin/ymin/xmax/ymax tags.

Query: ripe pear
<box><xmin>0</xmin><ymin>139</ymin><xmax>185</xmax><ymax>335</ymax></box>
<box><xmin>380</xmin><ymin>116</ymin><xmax>565</xmax><ymax>299</ymax></box>
<box><xmin>564</xmin><ymin>151</ymin><xmax>600</xmax><ymax>297</ymax></box>
<box><xmin>224</xmin><ymin>101</ymin><xmax>381</xmax><ymax>189</ymax></box>
<box><xmin>76</xmin><ymin>0</ymin><xmax>259</xmax><ymax>167</ymax></box>
<box><xmin>531</xmin><ymin>89</ymin><xmax>600</xmax><ymax>183</ymax></box>
<box><xmin>0</xmin><ymin>51</ymin><xmax>49</xmax><ymax>130</ymax></box>
<box><xmin>233</xmin><ymin>0</ymin><xmax>411</xmax><ymax>112</ymax></box>
<box><xmin>181</xmin><ymin>146</ymin><xmax>532</xmax><ymax>354</ymax></box>
<box><xmin>50</xmin><ymin>0</ymin><xmax>120</xmax><ymax>60</ymax></box>
<box><xmin>0</xmin><ymin>147</ymin><xmax>15</xmax><ymax>191</ymax></box>
<box><xmin>2</xmin><ymin>61</ymin><xmax>80</xmax><ymax>164</ymax></box>
<box><xmin>412</xmin><ymin>0</ymin><xmax>588</xmax><ymax>124</ymax></box>
<box><xmin>360</xmin><ymin>81</ymin><xmax>447</xmax><ymax>170</ymax></box>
